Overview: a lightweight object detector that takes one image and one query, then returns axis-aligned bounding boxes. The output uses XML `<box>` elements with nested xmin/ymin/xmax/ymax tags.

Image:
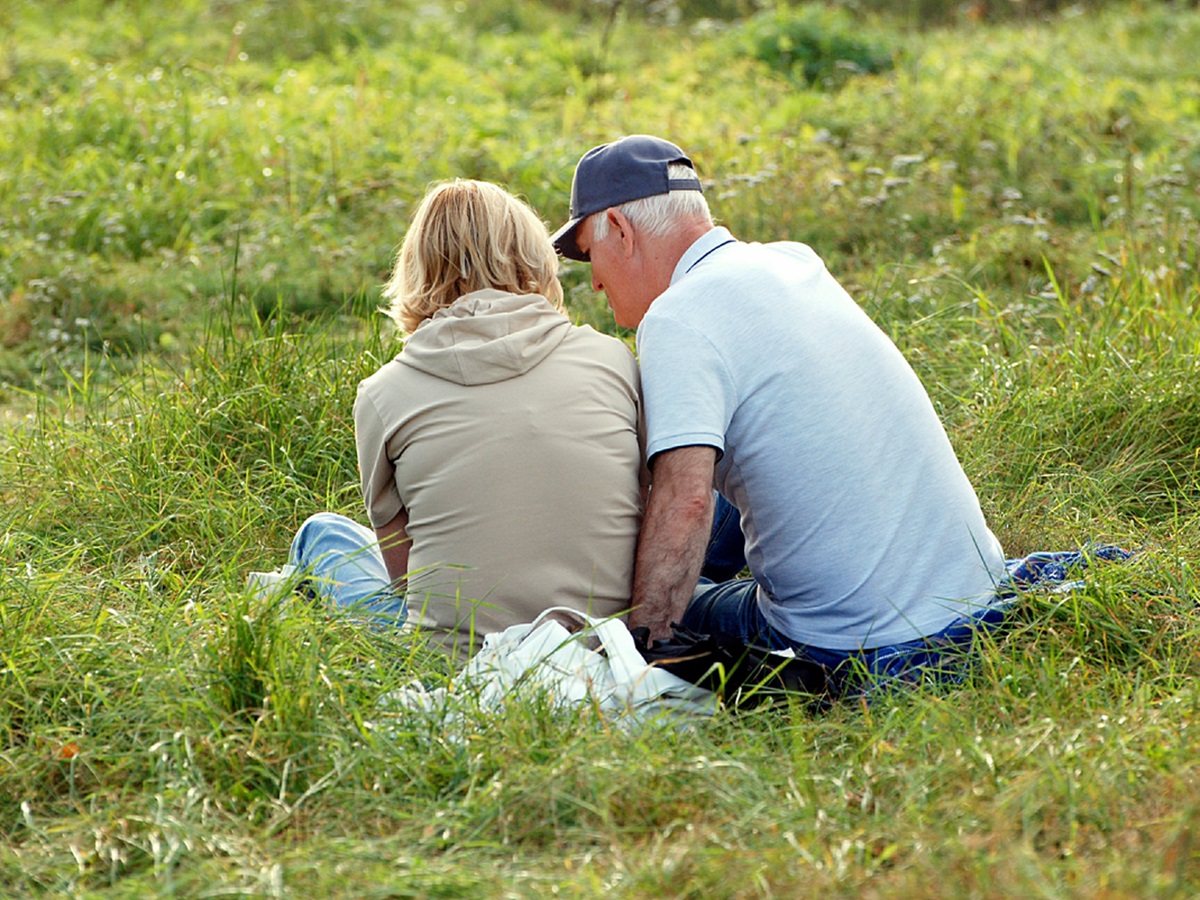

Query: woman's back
<box><xmin>356</xmin><ymin>289</ymin><xmax>643</xmax><ymax>660</ymax></box>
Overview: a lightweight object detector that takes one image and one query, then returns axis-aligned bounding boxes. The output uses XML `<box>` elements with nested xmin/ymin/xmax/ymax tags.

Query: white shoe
<box><xmin>246</xmin><ymin>565</ymin><xmax>298</xmax><ymax>600</ymax></box>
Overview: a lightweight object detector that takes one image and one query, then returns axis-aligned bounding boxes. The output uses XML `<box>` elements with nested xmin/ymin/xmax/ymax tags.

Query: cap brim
<box><xmin>551</xmin><ymin>216</ymin><xmax>588</xmax><ymax>262</ymax></box>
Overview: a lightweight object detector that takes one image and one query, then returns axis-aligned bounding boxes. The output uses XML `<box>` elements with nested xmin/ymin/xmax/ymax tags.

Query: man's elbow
<box><xmin>672</xmin><ymin>490</ymin><xmax>714</xmax><ymax>526</ymax></box>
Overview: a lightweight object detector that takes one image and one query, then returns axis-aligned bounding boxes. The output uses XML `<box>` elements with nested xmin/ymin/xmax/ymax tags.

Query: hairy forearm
<box><xmin>629</xmin><ymin>446</ymin><xmax>717</xmax><ymax>639</ymax></box>
<box><xmin>630</xmin><ymin>494</ymin><xmax>712</xmax><ymax>637</ymax></box>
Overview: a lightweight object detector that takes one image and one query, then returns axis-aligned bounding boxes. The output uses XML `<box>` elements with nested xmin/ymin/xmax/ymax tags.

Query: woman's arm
<box><xmin>374</xmin><ymin>508</ymin><xmax>411</xmax><ymax>591</ymax></box>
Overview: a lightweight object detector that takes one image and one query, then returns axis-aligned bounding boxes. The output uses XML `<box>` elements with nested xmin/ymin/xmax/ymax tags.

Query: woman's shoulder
<box><xmin>564</xmin><ymin>322</ymin><xmax>634</xmax><ymax>352</ymax></box>
<box><xmin>559</xmin><ymin>324</ymin><xmax>637</xmax><ymax>370</ymax></box>
<box><xmin>356</xmin><ymin>356</ymin><xmax>423</xmax><ymax>411</ymax></box>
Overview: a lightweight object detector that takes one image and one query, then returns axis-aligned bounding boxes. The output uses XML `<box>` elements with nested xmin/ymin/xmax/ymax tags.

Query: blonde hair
<box><xmin>383</xmin><ymin>180</ymin><xmax>564</xmax><ymax>333</ymax></box>
<box><xmin>591</xmin><ymin>163</ymin><xmax>712</xmax><ymax>243</ymax></box>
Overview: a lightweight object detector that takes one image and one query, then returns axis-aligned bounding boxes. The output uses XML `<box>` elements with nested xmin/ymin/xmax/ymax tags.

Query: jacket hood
<box><xmin>397</xmin><ymin>289</ymin><xmax>572</xmax><ymax>386</ymax></box>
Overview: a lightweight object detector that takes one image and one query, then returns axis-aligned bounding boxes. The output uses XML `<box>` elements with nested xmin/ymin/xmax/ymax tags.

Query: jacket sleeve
<box><xmin>353</xmin><ymin>384</ymin><xmax>404</xmax><ymax>528</ymax></box>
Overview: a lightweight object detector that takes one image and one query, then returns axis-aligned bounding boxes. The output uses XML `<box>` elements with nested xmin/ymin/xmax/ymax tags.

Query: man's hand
<box><xmin>629</xmin><ymin>445</ymin><xmax>718</xmax><ymax>640</ymax></box>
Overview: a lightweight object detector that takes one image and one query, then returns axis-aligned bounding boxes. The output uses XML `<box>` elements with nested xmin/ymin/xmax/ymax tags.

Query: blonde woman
<box><xmin>287</xmin><ymin>180</ymin><xmax>644</xmax><ymax>661</ymax></box>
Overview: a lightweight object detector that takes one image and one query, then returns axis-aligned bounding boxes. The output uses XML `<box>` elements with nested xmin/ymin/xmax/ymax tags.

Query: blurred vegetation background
<box><xmin>3</xmin><ymin>0</ymin><xmax>1196</xmax><ymax>390</ymax></box>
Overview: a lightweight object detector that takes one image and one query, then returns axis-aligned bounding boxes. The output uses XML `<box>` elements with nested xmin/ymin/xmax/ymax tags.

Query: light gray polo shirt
<box><xmin>637</xmin><ymin>228</ymin><xmax>1006</xmax><ymax>650</ymax></box>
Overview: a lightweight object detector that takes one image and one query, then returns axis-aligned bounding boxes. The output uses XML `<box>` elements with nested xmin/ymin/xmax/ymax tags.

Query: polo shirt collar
<box><xmin>670</xmin><ymin>226</ymin><xmax>736</xmax><ymax>286</ymax></box>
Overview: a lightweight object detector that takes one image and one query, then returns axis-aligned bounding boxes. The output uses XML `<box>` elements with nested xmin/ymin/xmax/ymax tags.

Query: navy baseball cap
<box><xmin>551</xmin><ymin>135</ymin><xmax>703</xmax><ymax>261</ymax></box>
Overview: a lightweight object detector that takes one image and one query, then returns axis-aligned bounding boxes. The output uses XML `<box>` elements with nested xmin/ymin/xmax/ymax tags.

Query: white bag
<box><xmin>383</xmin><ymin>607</ymin><xmax>717</xmax><ymax>726</ymax></box>
<box><xmin>457</xmin><ymin>606</ymin><xmax>716</xmax><ymax>719</ymax></box>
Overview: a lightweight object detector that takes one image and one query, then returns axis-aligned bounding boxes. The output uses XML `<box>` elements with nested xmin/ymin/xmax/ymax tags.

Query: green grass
<box><xmin>3</xmin><ymin>0</ymin><xmax>1200</xmax><ymax>895</ymax></box>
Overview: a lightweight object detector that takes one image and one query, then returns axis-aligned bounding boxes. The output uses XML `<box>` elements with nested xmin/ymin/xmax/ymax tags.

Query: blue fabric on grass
<box><xmin>997</xmin><ymin>544</ymin><xmax>1135</xmax><ymax>598</ymax></box>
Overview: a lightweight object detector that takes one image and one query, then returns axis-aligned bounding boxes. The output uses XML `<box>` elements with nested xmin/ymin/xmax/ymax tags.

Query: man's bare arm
<box><xmin>374</xmin><ymin>508</ymin><xmax>411</xmax><ymax>591</ymax></box>
<box><xmin>629</xmin><ymin>445</ymin><xmax>718</xmax><ymax>640</ymax></box>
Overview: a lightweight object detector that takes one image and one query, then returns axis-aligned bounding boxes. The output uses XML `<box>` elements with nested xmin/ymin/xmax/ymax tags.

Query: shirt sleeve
<box><xmin>353</xmin><ymin>384</ymin><xmax>404</xmax><ymax>528</ymax></box>
<box><xmin>637</xmin><ymin>313</ymin><xmax>736</xmax><ymax>463</ymax></box>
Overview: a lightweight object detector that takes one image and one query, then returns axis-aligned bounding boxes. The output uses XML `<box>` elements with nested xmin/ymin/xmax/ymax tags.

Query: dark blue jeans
<box><xmin>683</xmin><ymin>494</ymin><xmax>1007</xmax><ymax>698</ymax></box>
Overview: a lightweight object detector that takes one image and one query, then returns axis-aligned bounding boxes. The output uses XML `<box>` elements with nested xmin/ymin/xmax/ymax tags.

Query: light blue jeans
<box><xmin>287</xmin><ymin>512</ymin><xmax>407</xmax><ymax>626</ymax></box>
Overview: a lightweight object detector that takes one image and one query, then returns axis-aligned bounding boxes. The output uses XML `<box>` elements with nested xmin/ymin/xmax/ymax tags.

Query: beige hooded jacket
<box><xmin>355</xmin><ymin>289</ymin><xmax>644</xmax><ymax>660</ymax></box>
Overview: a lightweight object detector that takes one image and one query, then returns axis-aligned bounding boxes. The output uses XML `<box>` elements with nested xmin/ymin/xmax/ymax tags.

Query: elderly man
<box><xmin>552</xmin><ymin>134</ymin><xmax>1009</xmax><ymax>696</ymax></box>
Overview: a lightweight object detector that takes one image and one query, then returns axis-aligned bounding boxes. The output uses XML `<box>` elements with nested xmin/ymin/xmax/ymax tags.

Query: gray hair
<box><xmin>590</xmin><ymin>163</ymin><xmax>712</xmax><ymax>243</ymax></box>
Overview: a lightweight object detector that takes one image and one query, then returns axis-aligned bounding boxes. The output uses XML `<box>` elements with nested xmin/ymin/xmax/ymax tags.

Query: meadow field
<box><xmin>3</xmin><ymin>0</ymin><xmax>1200</xmax><ymax>895</ymax></box>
